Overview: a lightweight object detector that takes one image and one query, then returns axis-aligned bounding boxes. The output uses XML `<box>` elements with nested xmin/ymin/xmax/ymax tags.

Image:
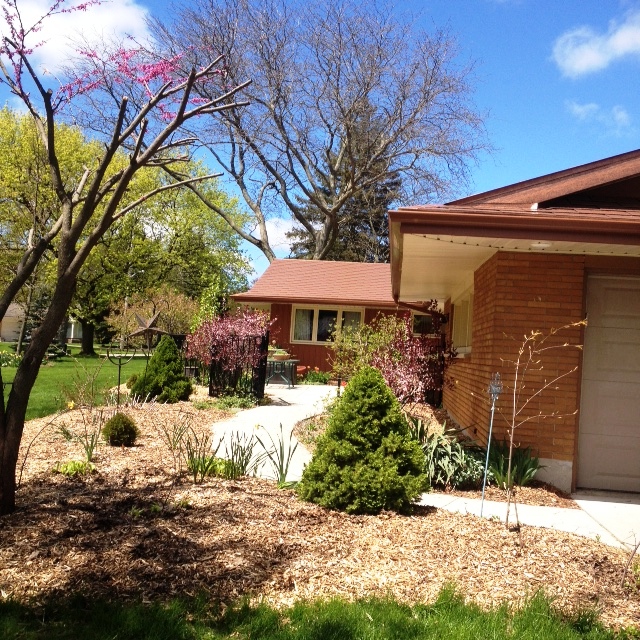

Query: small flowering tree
<box><xmin>330</xmin><ymin>306</ymin><xmax>454</xmax><ymax>406</ymax></box>
<box><xmin>186</xmin><ymin>308</ymin><xmax>272</xmax><ymax>371</ymax></box>
<box><xmin>0</xmin><ymin>0</ymin><xmax>249</xmax><ymax>514</ymax></box>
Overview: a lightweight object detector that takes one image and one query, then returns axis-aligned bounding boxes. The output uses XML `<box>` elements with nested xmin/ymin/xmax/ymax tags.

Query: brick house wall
<box><xmin>444</xmin><ymin>252</ymin><xmax>585</xmax><ymax>469</ymax></box>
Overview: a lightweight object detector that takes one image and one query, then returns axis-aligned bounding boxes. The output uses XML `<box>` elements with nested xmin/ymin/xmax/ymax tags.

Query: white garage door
<box><xmin>578</xmin><ymin>275</ymin><xmax>640</xmax><ymax>491</ymax></box>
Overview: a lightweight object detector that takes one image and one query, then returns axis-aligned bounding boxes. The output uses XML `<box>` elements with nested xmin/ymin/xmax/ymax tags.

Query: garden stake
<box><xmin>481</xmin><ymin>372</ymin><xmax>502</xmax><ymax>517</ymax></box>
<box><xmin>106</xmin><ymin>344</ymin><xmax>136</xmax><ymax>408</ymax></box>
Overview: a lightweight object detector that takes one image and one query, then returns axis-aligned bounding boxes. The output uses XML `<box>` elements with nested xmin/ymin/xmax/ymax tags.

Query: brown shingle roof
<box><xmin>232</xmin><ymin>260</ymin><xmax>397</xmax><ymax>307</ymax></box>
<box><xmin>448</xmin><ymin>147</ymin><xmax>640</xmax><ymax>206</ymax></box>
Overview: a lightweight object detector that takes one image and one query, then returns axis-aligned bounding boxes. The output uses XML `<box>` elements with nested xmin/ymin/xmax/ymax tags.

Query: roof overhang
<box><xmin>390</xmin><ymin>206</ymin><xmax>640</xmax><ymax>303</ymax></box>
<box><xmin>231</xmin><ymin>293</ymin><xmax>401</xmax><ymax>309</ymax></box>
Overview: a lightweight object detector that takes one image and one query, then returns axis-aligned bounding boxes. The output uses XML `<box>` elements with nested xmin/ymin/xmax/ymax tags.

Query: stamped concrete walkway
<box><xmin>211</xmin><ymin>383</ymin><xmax>640</xmax><ymax>551</ymax></box>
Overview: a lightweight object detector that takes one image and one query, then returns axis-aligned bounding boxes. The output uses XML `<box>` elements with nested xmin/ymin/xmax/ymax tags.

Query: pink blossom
<box><xmin>186</xmin><ymin>309</ymin><xmax>273</xmax><ymax>370</ymax></box>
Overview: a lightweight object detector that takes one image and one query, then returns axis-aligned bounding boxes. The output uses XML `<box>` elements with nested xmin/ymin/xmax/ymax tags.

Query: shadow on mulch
<box><xmin>3</xmin><ymin>475</ymin><xmax>304</xmax><ymax>604</ymax></box>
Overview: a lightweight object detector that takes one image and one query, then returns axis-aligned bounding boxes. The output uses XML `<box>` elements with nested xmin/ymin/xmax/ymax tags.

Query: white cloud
<box><xmin>265</xmin><ymin>217</ymin><xmax>296</xmax><ymax>252</ymax></box>
<box><xmin>553</xmin><ymin>10</ymin><xmax>640</xmax><ymax>77</ymax></box>
<box><xmin>565</xmin><ymin>100</ymin><xmax>632</xmax><ymax>135</ymax></box>
<box><xmin>2</xmin><ymin>0</ymin><xmax>151</xmax><ymax>74</ymax></box>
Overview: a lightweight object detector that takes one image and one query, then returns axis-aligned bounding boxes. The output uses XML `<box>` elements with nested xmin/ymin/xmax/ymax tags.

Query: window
<box><xmin>412</xmin><ymin>313</ymin><xmax>435</xmax><ymax>336</ymax></box>
<box><xmin>291</xmin><ymin>306</ymin><xmax>363</xmax><ymax>343</ymax></box>
<box><xmin>452</xmin><ymin>292</ymin><xmax>473</xmax><ymax>353</ymax></box>
<box><xmin>317</xmin><ymin>310</ymin><xmax>338</xmax><ymax>342</ymax></box>
<box><xmin>293</xmin><ymin>308</ymin><xmax>314</xmax><ymax>341</ymax></box>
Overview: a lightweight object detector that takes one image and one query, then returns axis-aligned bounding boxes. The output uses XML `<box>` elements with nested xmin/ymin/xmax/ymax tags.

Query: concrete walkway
<box><xmin>418</xmin><ymin>490</ymin><xmax>640</xmax><ymax>551</ymax></box>
<box><xmin>211</xmin><ymin>383</ymin><xmax>336</xmax><ymax>482</ymax></box>
<box><xmin>211</xmin><ymin>384</ymin><xmax>640</xmax><ymax>551</ymax></box>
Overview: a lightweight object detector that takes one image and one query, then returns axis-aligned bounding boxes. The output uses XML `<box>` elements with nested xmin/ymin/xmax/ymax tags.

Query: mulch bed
<box><xmin>0</xmin><ymin>397</ymin><xmax>638</xmax><ymax>629</ymax></box>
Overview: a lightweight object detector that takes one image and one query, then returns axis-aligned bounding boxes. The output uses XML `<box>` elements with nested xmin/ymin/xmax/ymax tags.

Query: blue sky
<box><xmin>419</xmin><ymin>0</ymin><xmax>640</xmax><ymax>195</ymax></box>
<box><xmin>4</xmin><ymin>0</ymin><xmax>640</xmax><ymax>276</ymax></box>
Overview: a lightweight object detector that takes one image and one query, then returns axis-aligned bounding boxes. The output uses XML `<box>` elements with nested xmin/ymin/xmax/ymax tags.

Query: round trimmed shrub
<box><xmin>102</xmin><ymin>412</ymin><xmax>139</xmax><ymax>446</ymax></box>
<box><xmin>129</xmin><ymin>335</ymin><xmax>192</xmax><ymax>403</ymax></box>
<box><xmin>297</xmin><ymin>366</ymin><xmax>427</xmax><ymax>514</ymax></box>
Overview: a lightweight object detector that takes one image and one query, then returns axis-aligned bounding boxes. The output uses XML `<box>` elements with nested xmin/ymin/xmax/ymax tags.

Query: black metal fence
<box><xmin>208</xmin><ymin>333</ymin><xmax>269</xmax><ymax>399</ymax></box>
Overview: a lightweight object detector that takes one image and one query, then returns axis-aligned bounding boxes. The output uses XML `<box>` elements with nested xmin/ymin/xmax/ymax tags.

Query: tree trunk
<box><xmin>79</xmin><ymin>320</ymin><xmax>96</xmax><ymax>356</ymax></box>
<box><xmin>0</xmin><ymin>276</ymin><xmax>76</xmax><ymax>515</ymax></box>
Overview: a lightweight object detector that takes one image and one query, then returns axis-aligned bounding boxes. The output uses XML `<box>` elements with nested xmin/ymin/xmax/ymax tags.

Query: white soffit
<box><xmin>398</xmin><ymin>233</ymin><xmax>640</xmax><ymax>302</ymax></box>
<box><xmin>399</xmin><ymin>235</ymin><xmax>496</xmax><ymax>301</ymax></box>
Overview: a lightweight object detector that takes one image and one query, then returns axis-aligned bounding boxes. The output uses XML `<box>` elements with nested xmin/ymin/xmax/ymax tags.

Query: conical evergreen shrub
<box><xmin>297</xmin><ymin>366</ymin><xmax>427</xmax><ymax>514</ymax></box>
<box><xmin>130</xmin><ymin>335</ymin><xmax>192</xmax><ymax>403</ymax></box>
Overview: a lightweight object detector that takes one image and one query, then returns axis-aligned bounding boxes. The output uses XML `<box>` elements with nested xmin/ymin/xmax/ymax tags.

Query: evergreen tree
<box><xmin>297</xmin><ymin>366</ymin><xmax>427</xmax><ymax>514</ymax></box>
<box><xmin>129</xmin><ymin>335</ymin><xmax>192</xmax><ymax>403</ymax></box>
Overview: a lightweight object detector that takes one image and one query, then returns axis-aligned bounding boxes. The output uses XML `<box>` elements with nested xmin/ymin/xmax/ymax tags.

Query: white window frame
<box><xmin>452</xmin><ymin>290</ymin><xmax>473</xmax><ymax>355</ymax></box>
<box><xmin>290</xmin><ymin>305</ymin><xmax>364</xmax><ymax>344</ymax></box>
<box><xmin>411</xmin><ymin>312</ymin><xmax>439</xmax><ymax>337</ymax></box>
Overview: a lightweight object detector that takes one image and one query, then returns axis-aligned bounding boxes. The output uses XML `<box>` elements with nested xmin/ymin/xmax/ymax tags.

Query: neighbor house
<box><xmin>232</xmin><ymin>260</ymin><xmax>438</xmax><ymax>371</ymax></box>
<box><xmin>0</xmin><ymin>303</ymin><xmax>24</xmax><ymax>342</ymax></box>
<box><xmin>0</xmin><ymin>304</ymin><xmax>82</xmax><ymax>343</ymax></box>
<box><xmin>389</xmin><ymin>149</ymin><xmax>640</xmax><ymax>493</ymax></box>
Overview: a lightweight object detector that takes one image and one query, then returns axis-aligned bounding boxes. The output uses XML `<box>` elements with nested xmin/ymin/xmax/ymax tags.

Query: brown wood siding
<box><xmin>364</xmin><ymin>308</ymin><xmax>409</xmax><ymax>324</ymax></box>
<box><xmin>444</xmin><ymin>252</ymin><xmax>585</xmax><ymax>463</ymax></box>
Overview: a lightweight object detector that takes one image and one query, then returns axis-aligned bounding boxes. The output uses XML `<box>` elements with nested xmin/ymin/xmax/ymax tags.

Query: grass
<box><xmin>1</xmin><ymin>349</ymin><xmax>149</xmax><ymax>420</ymax></box>
<box><xmin>0</xmin><ymin>588</ymin><xmax>634</xmax><ymax>639</ymax></box>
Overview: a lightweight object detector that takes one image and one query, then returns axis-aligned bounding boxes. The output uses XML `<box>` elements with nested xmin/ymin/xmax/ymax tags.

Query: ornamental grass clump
<box><xmin>297</xmin><ymin>366</ymin><xmax>427</xmax><ymax>514</ymax></box>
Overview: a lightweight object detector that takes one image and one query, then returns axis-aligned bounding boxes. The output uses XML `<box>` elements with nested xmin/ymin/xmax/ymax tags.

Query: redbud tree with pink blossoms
<box><xmin>186</xmin><ymin>308</ymin><xmax>272</xmax><ymax>373</ymax></box>
<box><xmin>0</xmin><ymin>0</ymin><xmax>249</xmax><ymax>514</ymax></box>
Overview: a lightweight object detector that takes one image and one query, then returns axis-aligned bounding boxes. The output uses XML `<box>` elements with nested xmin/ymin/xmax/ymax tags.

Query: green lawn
<box><xmin>1</xmin><ymin>351</ymin><xmax>149</xmax><ymax>420</ymax></box>
<box><xmin>0</xmin><ymin>588</ymin><xmax>631</xmax><ymax>640</ymax></box>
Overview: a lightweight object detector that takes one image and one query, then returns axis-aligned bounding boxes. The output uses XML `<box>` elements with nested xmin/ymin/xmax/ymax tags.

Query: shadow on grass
<box><xmin>0</xmin><ymin>587</ymin><xmax>627</xmax><ymax>640</ymax></box>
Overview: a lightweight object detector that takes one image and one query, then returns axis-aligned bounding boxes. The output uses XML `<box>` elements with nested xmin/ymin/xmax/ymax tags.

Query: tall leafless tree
<box><xmin>152</xmin><ymin>0</ymin><xmax>487</xmax><ymax>261</ymax></box>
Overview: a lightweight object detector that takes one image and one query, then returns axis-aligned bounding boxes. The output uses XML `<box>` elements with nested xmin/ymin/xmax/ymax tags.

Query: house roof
<box><xmin>448</xmin><ymin>147</ymin><xmax>640</xmax><ymax>207</ymax></box>
<box><xmin>389</xmin><ymin>149</ymin><xmax>640</xmax><ymax>303</ymax></box>
<box><xmin>232</xmin><ymin>259</ymin><xmax>398</xmax><ymax>308</ymax></box>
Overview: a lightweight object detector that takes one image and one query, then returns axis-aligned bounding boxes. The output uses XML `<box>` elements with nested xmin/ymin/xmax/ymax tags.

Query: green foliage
<box><xmin>102</xmin><ymin>412</ymin><xmax>139</xmax><ymax>447</ymax></box>
<box><xmin>489</xmin><ymin>440</ymin><xmax>543</xmax><ymax>489</ymax></box>
<box><xmin>222</xmin><ymin>432</ymin><xmax>267</xmax><ymax>480</ymax></box>
<box><xmin>0</xmin><ymin>351</ymin><xmax>21</xmax><ymax>367</ymax></box>
<box><xmin>216</xmin><ymin>394</ymin><xmax>257</xmax><ymax>410</ymax></box>
<box><xmin>54</xmin><ymin>460</ymin><xmax>96</xmax><ymax>477</ymax></box>
<box><xmin>0</xmin><ymin>587</ymin><xmax>624</xmax><ymax>640</ymax></box>
<box><xmin>297</xmin><ymin>366</ymin><xmax>427</xmax><ymax>514</ymax></box>
<box><xmin>129</xmin><ymin>336</ymin><xmax>192</xmax><ymax>403</ymax></box>
<box><xmin>422</xmin><ymin>426</ymin><xmax>486</xmax><ymax>490</ymax></box>
<box><xmin>405</xmin><ymin>414</ymin><xmax>429</xmax><ymax>445</ymax></box>
<box><xmin>184</xmin><ymin>430</ymin><xmax>222</xmax><ymax>483</ymax></box>
<box><xmin>302</xmin><ymin>368</ymin><xmax>331</xmax><ymax>384</ymax></box>
<box><xmin>1</xmin><ymin>355</ymin><xmax>148</xmax><ymax>420</ymax></box>
<box><xmin>187</xmin><ymin>454</ymin><xmax>226</xmax><ymax>480</ymax></box>
<box><xmin>58</xmin><ymin>416</ymin><xmax>101</xmax><ymax>463</ymax></box>
<box><xmin>330</xmin><ymin>309</ymin><xmax>449</xmax><ymax>405</ymax></box>
<box><xmin>191</xmin><ymin>398</ymin><xmax>218</xmax><ymax>410</ymax></box>
<box><xmin>255</xmin><ymin>424</ymin><xmax>299</xmax><ymax>487</ymax></box>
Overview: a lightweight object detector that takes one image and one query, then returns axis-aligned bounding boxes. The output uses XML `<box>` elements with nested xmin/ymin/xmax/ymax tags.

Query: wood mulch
<box><xmin>0</xmin><ymin>397</ymin><xmax>638</xmax><ymax>629</ymax></box>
